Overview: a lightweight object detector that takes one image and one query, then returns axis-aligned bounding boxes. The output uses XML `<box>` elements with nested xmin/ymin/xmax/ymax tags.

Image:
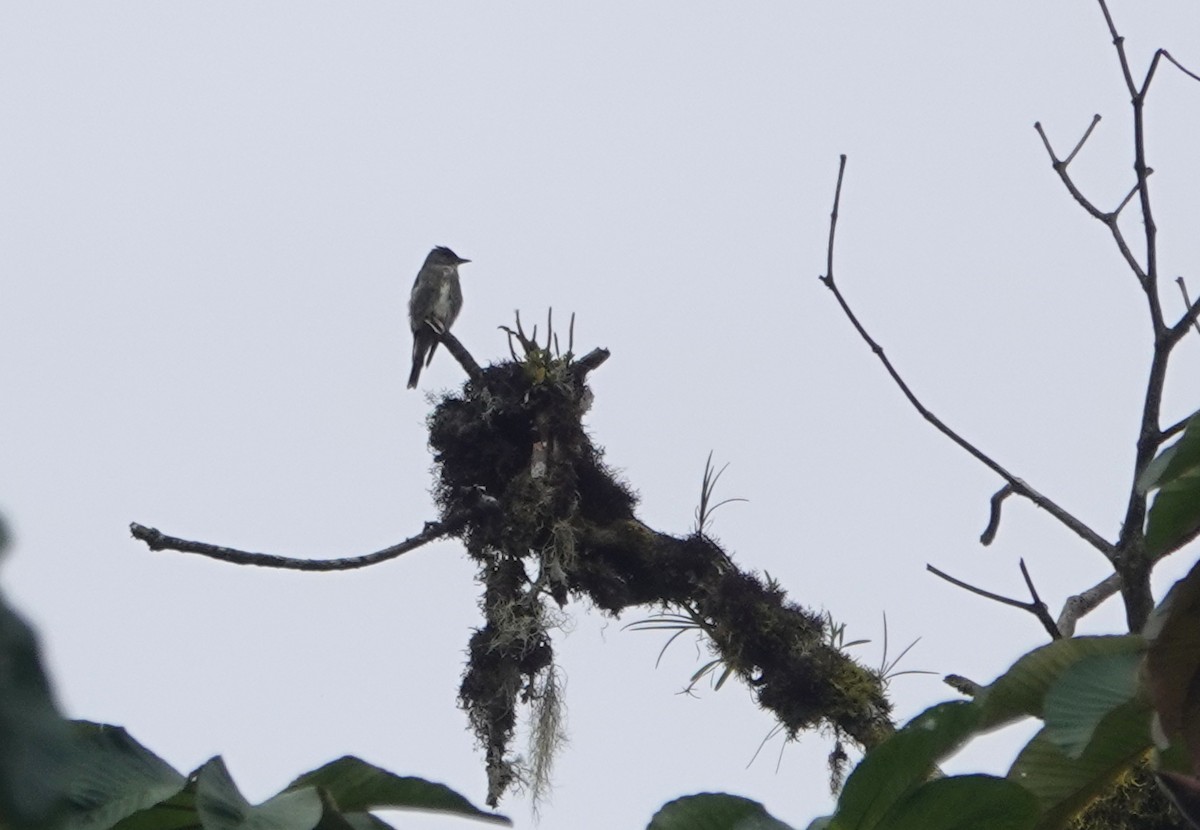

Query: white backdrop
<box><xmin>4</xmin><ymin>3</ymin><xmax>1200</xmax><ymax>827</ymax></box>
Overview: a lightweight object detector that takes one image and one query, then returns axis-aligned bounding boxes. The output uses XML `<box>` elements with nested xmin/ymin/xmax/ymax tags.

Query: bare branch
<box><xmin>1112</xmin><ymin>178</ymin><xmax>1146</xmax><ymax>218</ymax></box>
<box><xmin>129</xmin><ymin>503</ymin><xmax>484</xmax><ymax>570</ymax></box>
<box><xmin>819</xmin><ymin>157</ymin><xmax>1113</xmax><ymax>560</ymax></box>
<box><xmin>1018</xmin><ymin>558</ymin><xmax>1062</xmax><ymax>639</ymax></box>
<box><xmin>1064</xmin><ymin>113</ymin><xmax>1102</xmax><ymax>165</ymax></box>
<box><xmin>1167</xmin><ymin>279</ymin><xmax>1200</xmax><ymax>345</ymax></box>
<box><xmin>1174</xmin><ymin>277</ymin><xmax>1200</xmax><ymax>339</ymax></box>
<box><xmin>1097</xmin><ymin>0</ymin><xmax>1137</xmax><ymax>97</ymax></box>
<box><xmin>1033</xmin><ymin>120</ymin><xmax>1148</xmax><ymax>284</ymax></box>
<box><xmin>1057</xmin><ymin>572</ymin><xmax>1122</xmax><ymax>638</ymax></box>
<box><xmin>1162</xmin><ymin>50</ymin><xmax>1200</xmax><ymax>84</ymax></box>
<box><xmin>824</xmin><ymin>154</ymin><xmax>848</xmax><ymax>281</ymax></box>
<box><xmin>437</xmin><ymin>329</ymin><xmax>484</xmax><ymax>385</ymax></box>
<box><xmin>927</xmin><ymin>562</ymin><xmax>1061</xmax><ymax>640</ymax></box>
<box><xmin>980</xmin><ymin>484</ymin><xmax>1014</xmax><ymax>546</ymax></box>
<box><xmin>572</xmin><ymin>347</ymin><xmax>610</xmax><ymax>379</ymax></box>
<box><xmin>1162</xmin><ymin>413</ymin><xmax>1193</xmax><ymax>443</ymax></box>
<box><xmin>944</xmin><ymin>674</ymin><xmax>983</xmax><ymax>697</ymax></box>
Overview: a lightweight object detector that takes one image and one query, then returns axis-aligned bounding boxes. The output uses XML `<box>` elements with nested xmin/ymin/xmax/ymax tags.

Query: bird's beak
<box><xmin>459</xmin><ymin>258</ymin><xmax>471</xmax><ymax>264</ymax></box>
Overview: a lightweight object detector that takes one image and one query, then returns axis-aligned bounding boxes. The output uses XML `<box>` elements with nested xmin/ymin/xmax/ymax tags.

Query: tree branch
<box><xmin>1033</xmin><ymin>119</ymin><xmax>1148</xmax><ymax>284</ymax></box>
<box><xmin>1056</xmin><ymin>572</ymin><xmax>1121</xmax><ymax>638</ymax></box>
<box><xmin>927</xmin><ymin>561</ymin><xmax>1061</xmax><ymax>640</ymax></box>
<box><xmin>980</xmin><ymin>485</ymin><xmax>1014</xmax><ymax>546</ymax></box>
<box><xmin>1172</xmin><ymin>277</ymin><xmax>1200</xmax><ymax>341</ymax></box>
<box><xmin>129</xmin><ymin>501</ymin><xmax>487</xmax><ymax>571</ymax></box>
<box><xmin>438</xmin><ymin>329</ymin><xmax>484</xmax><ymax>385</ymax></box>
<box><xmin>818</xmin><ymin>158</ymin><xmax>1114</xmax><ymax>560</ymax></box>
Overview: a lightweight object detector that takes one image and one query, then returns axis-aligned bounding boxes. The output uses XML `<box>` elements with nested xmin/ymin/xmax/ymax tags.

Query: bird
<box><xmin>408</xmin><ymin>246</ymin><xmax>470</xmax><ymax>389</ymax></box>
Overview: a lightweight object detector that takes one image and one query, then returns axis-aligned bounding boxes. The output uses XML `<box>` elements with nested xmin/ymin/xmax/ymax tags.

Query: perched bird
<box><xmin>408</xmin><ymin>246</ymin><xmax>470</xmax><ymax>389</ymax></box>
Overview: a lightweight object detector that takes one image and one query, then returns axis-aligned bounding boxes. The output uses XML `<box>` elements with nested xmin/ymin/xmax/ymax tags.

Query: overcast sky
<box><xmin>4</xmin><ymin>3</ymin><xmax>1200</xmax><ymax>828</ymax></box>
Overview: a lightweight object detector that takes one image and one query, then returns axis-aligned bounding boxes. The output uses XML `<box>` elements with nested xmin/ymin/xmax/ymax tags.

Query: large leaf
<box><xmin>1145</xmin><ymin>480</ymin><xmax>1200</xmax><ymax>557</ymax></box>
<box><xmin>0</xmin><ymin>553</ymin><xmax>74</xmax><ymax>830</ymax></box>
<box><xmin>1008</xmin><ymin>700</ymin><xmax>1151</xmax><ymax>829</ymax></box>
<box><xmin>1141</xmin><ymin>412</ymin><xmax>1200</xmax><ymax>555</ymax></box>
<box><xmin>111</xmin><ymin>788</ymin><xmax>200</xmax><ymax>830</ymax></box>
<box><xmin>195</xmin><ymin>757</ymin><xmax>322</xmax><ymax>830</ymax></box>
<box><xmin>833</xmin><ymin>701</ymin><xmax>981</xmax><ymax>830</ymax></box>
<box><xmin>285</xmin><ymin>756</ymin><xmax>508</xmax><ymax>825</ymax></box>
<box><xmin>1139</xmin><ymin>411</ymin><xmax>1200</xmax><ymax>494</ymax></box>
<box><xmin>61</xmin><ymin>722</ymin><xmax>187</xmax><ymax>830</ymax></box>
<box><xmin>977</xmin><ymin>636</ymin><xmax>1143</xmax><ymax>730</ymax></box>
<box><xmin>1145</xmin><ymin>557</ymin><xmax>1200</xmax><ymax>769</ymax></box>
<box><xmin>1042</xmin><ymin>650</ymin><xmax>1143</xmax><ymax>759</ymax></box>
<box><xmin>877</xmin><ymin>775</ymin><xmax>1038</xmax><ymax>830</ymax></box>
<box><xmin>647</xmin><ymin>793</ymin><xmax>794</xmax><ymax>830</ymax></box>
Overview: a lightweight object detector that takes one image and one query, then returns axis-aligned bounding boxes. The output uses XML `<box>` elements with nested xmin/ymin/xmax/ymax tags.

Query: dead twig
<box><xmin>927</xmin><ymin>559</ymin><xmax>1062</xmax><ymax>640</ymax></box>
<box><xmin>129</xmin><ymin>499</ymin><xmax>489</xmax><ymax>571</ymax></box>
<box><xmin>818</xmin><ymin>156</ymin><xmax>1114</xmax><ymax>561</ymax></box>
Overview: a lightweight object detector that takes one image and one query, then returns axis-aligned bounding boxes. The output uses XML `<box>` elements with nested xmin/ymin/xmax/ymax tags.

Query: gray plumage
<box><xmin>408</xmin><ymin>246</ymin><xmax>469</xmax><ymax>389</ymax></box>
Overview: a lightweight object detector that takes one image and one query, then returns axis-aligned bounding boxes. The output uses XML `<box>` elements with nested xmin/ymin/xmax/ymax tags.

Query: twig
<box><xmin>1162</xmin><ymin>50</ymin><xmax>1200</xmax><ymax>84</ymax></box>
<box><xmin>129</xmin><ymin>502</ymin><xmax>486</xmax><ymax>571</ymax></box>
<box><xmin>818</xmin><ymin>157</ymin><xmax>1114</xmax><ymax>560</ymax></box>
<box><xmin>1162</xmin><ymin>413</ymin><xmax>1194</xmax><ymax>442</ymax></box>
<box><xmin>1174</xmin><ymin>277</ymin><xmax>1200</xmax><ymax>338</ymax></box>
<box><xmin>572</xmin><ymin>347</ymin><xmax>610</xmax><ymax>379</ymax></box>
<box><xmin>1064</xmin><ymin>113</ymin><xmax>1102</xmax><ymax>165</ymax></box>
<box><xmin>1054</xmin><ymin>538</ymin><xmax>1189</xmax><ymax>637</ymax></box>
<box><xmin>1033</xmin><ymin>119</ymin><xmax>1147</xmax><ymax>284</ymax></box>
<box><xmin>1017</xmin><ymin>558</ymin><xmax>1061</xmax><ymax>638</ymax></box>
<box><xmin>1167</xmin><ymin>289</ymin><xmax>1200</xmax><ymax>345</ymax></box>
<box><xmin>926</xmin><ymin>562</ymin><xmax>1062</xmax><ymax>640</ymax></box>
<box><xmin>1056</xmin><ymin>572</ymin><xmax>1122</xmax><ymax>638</ymax></box>
<box><xmin>944</xmin><ymin>674</ymin><xmax>983</xmax><ymax>697</ymax></box>
<box><xmin>980</xmin><ymin>485</ymin><xmax>1014</xmax><ymax>546</ymax></box>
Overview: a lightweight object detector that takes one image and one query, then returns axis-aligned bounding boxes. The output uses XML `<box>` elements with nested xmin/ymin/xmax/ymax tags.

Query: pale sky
<box><xmin>4</xmin><ymin>3</ymin><xmax>1200</xmax><ymax>828</ymax></box>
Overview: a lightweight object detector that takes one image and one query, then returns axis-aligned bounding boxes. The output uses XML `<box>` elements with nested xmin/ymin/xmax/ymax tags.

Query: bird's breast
<box><xmin>432</xmin><ymin>279</ymin><xmax>457</xmax><ymax>322</ymax></box>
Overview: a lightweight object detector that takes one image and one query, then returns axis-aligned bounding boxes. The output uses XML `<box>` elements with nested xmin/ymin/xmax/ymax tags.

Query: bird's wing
<box><xmin>409</xmin><ymin>274</ymin><xmax>440</xmax><ymax>330</ymax></box>
<box><xmin>446</xmin><ymin>275</ymin><xmax>464</xmax><ymax>328</ymax></box>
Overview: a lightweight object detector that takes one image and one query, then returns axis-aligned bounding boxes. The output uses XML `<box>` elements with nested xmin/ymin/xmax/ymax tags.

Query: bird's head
<box><xmin>428</xmin><ymin>246</ymin><xmax>470</xmax><ymax>266</ymax></box>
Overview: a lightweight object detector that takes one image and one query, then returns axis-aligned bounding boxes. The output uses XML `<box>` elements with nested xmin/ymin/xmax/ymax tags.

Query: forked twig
<box><xmin>927</xmin><ymin>559</ymin><xmax>1062</xmax><ymax>640</ymax></box>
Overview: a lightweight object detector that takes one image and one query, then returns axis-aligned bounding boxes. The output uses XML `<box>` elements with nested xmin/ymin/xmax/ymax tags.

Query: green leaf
<box><xmin>1008</xmin><ymin>700</ymin><xmax>1151</xmax><ymax>829</ymax></box>
<box><xmin>1142</xmin><ymin>413</ymin><xmax>1200</xmax><ymax>554</ymax></box>
<box><xmin>1137</xmin><ymin>443</ymin><xmax>1179</xmax><ymax>495</ymax></box>
<box><xmin>337</xmin><ymin>813</ymin><xmax>395</xmax><ymax>830</ymax></box>
<box><xmin>61</xmin><ymin>722</ymin><xmax>187</xmax><ymax>830</ymax></box>
<box><xmin>879</xmin><ymin>775</ymin><xmax>1038</xmax><ymax>830</ymax></box>
<box><xmin>1145</xmin><ymin>559</ymin><xmax>1200</xmax><ymax>768</ymax></box>
<box><xmin>0</xmin><ymin>570</ymin><xmax>74</xmax><ymax>830</ymax></box>
<box><xmin>285</xmin><ymin>757</ymin><xmax>509</xmax><ymax>825</ymax></box>
<box><xmin>1145</xmin><ymin>477</ymin><xmax>1200</xmax><ymax>556</ymax></box>
<box><xmin>647</xmin><ymin>793</ymin><xmax>794</xmax><ymax>830</ymax></box>
<box><xmin>1042</xmin><ymin>650</ymin><xmax>1143</xmax><ymax>759</ymax></box>
<box><xmin>834</xmin><ymin>701</ymin><xmax>981</xmax><ymax>830</ymax></box>
<box><xmin>195</xmin><ymin>757</ymin><xmax>322</xmax><ymax>830</ymax></box>
<box><xmin>977</xmin><ymin>636</ymin><xmax>1144</xmax><ymax>730</ymax></box>
<box><xmin>1141</xmin><ymin>411</ymin><xmax>1200</xmax><ymax>493</ymax></box>
<box><xmin>110</xmin><ymin>788</ymin><xmax>197</xmax><ymax>830</ymax></box>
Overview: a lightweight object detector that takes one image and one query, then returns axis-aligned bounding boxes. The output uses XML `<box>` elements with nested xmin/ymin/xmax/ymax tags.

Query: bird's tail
<box><xmin>407</xmin><ymin>354</ymin><xmax>423</xmax><ymax>389</ymax></box>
